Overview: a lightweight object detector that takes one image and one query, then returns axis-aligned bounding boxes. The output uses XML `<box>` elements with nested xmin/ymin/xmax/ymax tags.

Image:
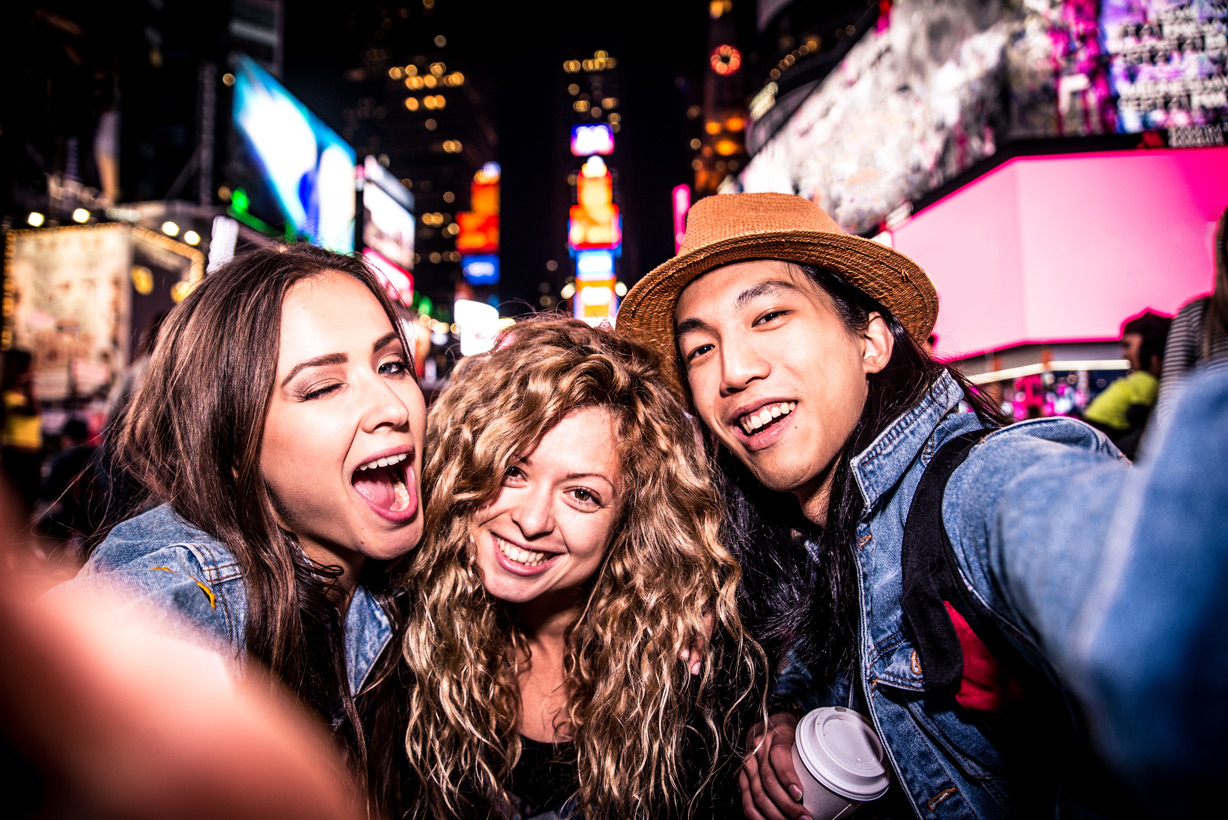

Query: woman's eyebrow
<box><xmin>280</xmin><ymin>353</ymin><xmax>347</xmax><ymax>387</ymax></box>
<box><xmin>373</xmin><ymin>331</ymin><xmax>401</xmax><ymax>352</ymax></box>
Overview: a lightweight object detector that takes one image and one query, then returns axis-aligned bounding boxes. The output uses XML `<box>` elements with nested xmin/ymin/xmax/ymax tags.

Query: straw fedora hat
<box><xmin>617</xmin><ymin>192</ymin><xmax>938</xmax><ymax>381</ymax></box>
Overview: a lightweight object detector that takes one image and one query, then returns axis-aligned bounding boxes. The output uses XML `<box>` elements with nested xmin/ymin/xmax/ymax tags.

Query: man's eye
<box><xmin>754</xmin><ymin>310</ymin><xmax>787</xmax><ymax>326</ymax></box>
<box><xmin>684</xmin><ymin>343</ymin><xmax>713</xmax><ymax>363</ymax></box>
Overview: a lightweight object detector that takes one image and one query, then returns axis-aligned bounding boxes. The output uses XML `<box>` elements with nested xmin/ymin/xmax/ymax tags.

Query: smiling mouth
<box><xmin>494</xmin><ymin>534</ymin><xmax>552</xmax><ymax>567</ymax></box>
<box><xmin>352</xmin><ymin>451</ymin><xmax>413</xmax><ymax>513</ymax></box>
<box><xmin>737</xmin><ymin>401</ymin><xmax>796</xmax><ymax>436</ymax></box>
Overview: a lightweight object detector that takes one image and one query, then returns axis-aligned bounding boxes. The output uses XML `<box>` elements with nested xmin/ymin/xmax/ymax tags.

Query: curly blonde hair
<box><xmin>403</xmin><ymin>318</ymin><xmax>764</xmax><ymax>819</ymax></box>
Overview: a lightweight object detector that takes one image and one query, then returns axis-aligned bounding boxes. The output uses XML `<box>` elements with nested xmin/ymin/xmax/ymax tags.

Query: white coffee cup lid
<box><xmin>794</xmin><ymin>707</ymin><xmax>890</xmax><ymax>801</ymax></box>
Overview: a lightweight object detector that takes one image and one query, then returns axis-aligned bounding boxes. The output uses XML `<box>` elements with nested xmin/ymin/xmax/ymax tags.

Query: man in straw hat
<box><xmin>618</xmin><ymin>192</ymin><xmax>1228</xmax><ymax>820</ymax></box>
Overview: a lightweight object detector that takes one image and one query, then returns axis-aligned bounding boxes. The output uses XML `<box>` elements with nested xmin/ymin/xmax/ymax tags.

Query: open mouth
<box><xmin>494</xmin><ymin>534</ymin><xmax>553</xmax><ymax>568</ymax></box>
<box><xmin>737</xmin><ymin>401</ymin><xmax>796</xmax><ymax>436</ymax></box>
<box><xmin>351</xmin><ymin>451</ymin><xmax>416</xmax><ymax>517</ymax></box>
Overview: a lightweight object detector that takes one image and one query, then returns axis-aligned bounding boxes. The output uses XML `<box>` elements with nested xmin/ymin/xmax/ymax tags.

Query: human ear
<box><xmin>861</xmin><ymin>312</ymin><xmax>894</xmax><ymax>375</ymax></box>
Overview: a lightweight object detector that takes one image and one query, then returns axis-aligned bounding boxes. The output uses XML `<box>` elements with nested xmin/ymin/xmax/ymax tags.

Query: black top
<box><xmin>509</xmin><ymin>735</ymin><xmax>579</xmax><ymax>819</ymax></box>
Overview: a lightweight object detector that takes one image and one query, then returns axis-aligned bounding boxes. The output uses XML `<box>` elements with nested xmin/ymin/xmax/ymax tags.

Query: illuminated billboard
<box><xmin>571</xmin><ymin>124</ymin><xmax>615</xmax><ymax>157</ymax></box>
<box><xmin>454</xmin><ymin>299</ymin><xmax>500</xmax><ymax>356</ymax></box>
<box><xmin>462</xmin><ymin>254</ymin><xmax>500</xmax><ymax>286</ymax></box>
<box><xmin>363</xmin><ymin>248</ymin><xmax>414</xmax><ymax>307</ymax></box>
<box><xmin>231</xmin><ymin>54</ymin><xmax>356</xmax><ymax>252</ymax></box>
<box><xmin>569</xmin><ymin>156</ymin><xmax>622</xmax><ymax>252</ymax></box>
<box><xmin>575</xmin><ymin>249</ymin><xmax>615</xmax><ymax>280</ymax></box>
<box><xmin>361</xmin><ymin>155</ymin><xmax>415</xmax><ymax>273</ymax></box>
<box><xmin>889</xmin><ymin>147</ymin><xmax>1228</xmax><ymax>361</ymax></box>
<box><xmin>458</xmin><ymin>164</ymin><xmax>501</xmax><ymax>256</ymax></box>
<box><xmin>574</xmin><ymin>278</ymin><xmax>617</xmax><ymax>325</ymax></box>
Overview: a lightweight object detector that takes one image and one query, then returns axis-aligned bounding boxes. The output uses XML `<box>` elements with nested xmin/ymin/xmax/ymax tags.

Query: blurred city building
<box><xmin>330</xmin><ymin>0</ymin><xmax>500</xmax><ymax>357</ymax></box>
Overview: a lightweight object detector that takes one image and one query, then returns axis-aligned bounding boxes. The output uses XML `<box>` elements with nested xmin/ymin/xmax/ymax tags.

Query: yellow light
<box><xmin>222</xmin><ymin>73</ymin><xmax>235</xmax><ymax>87</ymax></box>
<box><xmin>405</xmin><ymin>97</ymin><xmax>419</xmax><ymax>110</ymax></box>
<box><xmin>614</xmin><ymin>281</ymin><xmax>628</xmax><ymax>297</ymax></box>
<box><xmin>423</xmin><ymin>74</ymin><xmax>437</xmax><ymax>88</ymax></box>
<box><xmin>608</xmin><ymin>113</ymin><xmax>621</xmax><ymax>124</ymax></box>
<box><xmin>170</xmin><ymin>280</ymin><xmax>196</xmax><ymax>304</ymax></box>
<box><xmin>72</xmin><ymin>208</ymin><xmax>90</xmax><ymax>223</ymax></box>
<box><xmin>429</xmin><ymin>62</ymin><xmax>445</xmax><ymax>76</ymax></box>
<box><xmin>389</xmin><ymin>67</ymin><xmax>403</xmax><ymax>79</ymax></box>
<box><xmin>435</xmin><ymin>94</ymin><xmax>446</xmax><ymax>108</ymax></box>
<box><xmin>405</xmin><ymin>76</ymin><xmax>422</xmax><ymax>89</ymax></box>
<box><xmin>725</xmin><ymin>116</ymin><xmax>745</xmax><ymax>131</ymax></box>
<box><xmin>574</xmin><ymin>100</ymin><xmax>590</xmax><ymax>113</ymax></box>
<box><xmin>582</xmin><ymin>59</ymin><xmax>594</xmax><ymax>71</ymax></box>
<box><xmin>594</xmin><ymin>50</ymin><xmax>608</xmax><ymax>59</ymax></box>
<box><xmin>131</xmin><ymin>266</ymin><xmax>154</xmax><ymax>295</ymax></box>
<box><xmin>560</xmin><ymin>282</ymin><xmax>576</xmax><ymax>299</ymax></box>
<box><xmin>162</xmin><ymin>221</ymin><xmax>179</xmax><ymax>236</ymax></box>
<box><xmin>443</xmin><ymin>191</ymin><xmax>455</xmax><ymax>203</ymax></box>
<box><xmin>27</xmin><ymin>212</ymin><xmax>45</xmax><ymax>227</ymax></box>
<box><xmin>424</xmin><ymin>96</ymin><xmax>436</xmax><ymax>110</ymax></box>
<box><xmin>602</xmin><ymin>97</ymin><xmax>618</xmax><ymax>109</ymax></box>
<box><xmin>690</xmin><ymin>138</ymin><xmax>702</xmax><ymax>150</ymax></box>
<box><xmin>405</xmin><ymin>64</ymin><xmax>418</xmax><ymax>76</ymax></box>
<box><xmin>568</xmin><ymin>84</ymin><xmax>580</xmax><ymax>95</ymax></box>
<box><xmin>580</xmin><ymin>156</ymin><xmax>608</xmax><ymax>177</ymax></box>
<box><xmin>704</xmin><ymin>121</ymin><xmax>721</xmax><ymax>135</ymax></box>
<box><xmin>184</xmin><ymin>230</ymin><xmax>201</xmax><ymax>245</ymax></box>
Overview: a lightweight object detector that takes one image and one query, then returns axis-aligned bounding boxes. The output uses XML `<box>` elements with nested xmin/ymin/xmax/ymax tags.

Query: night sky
<box><xmin>284</xmin><ymin>2</ymin><xmax>712</xmax><ymax>308</ymax></box>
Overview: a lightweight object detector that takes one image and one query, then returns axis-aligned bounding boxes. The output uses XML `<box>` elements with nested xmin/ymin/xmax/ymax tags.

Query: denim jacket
<box><xmin>780</xmin><ymin>368</ymin><xmax>1228</xmax><ymax>818</ymax></box>
<box><xmin>51</xmin><ymin>504</ymin><xmax>393</xmax><ymax>695</ymax></box>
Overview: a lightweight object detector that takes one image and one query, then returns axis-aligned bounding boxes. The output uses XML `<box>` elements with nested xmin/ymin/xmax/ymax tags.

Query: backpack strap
<box><xmin>901</xmin><ymin>427</ymin><xmax>995</xmax><ymax>690</ymax></box>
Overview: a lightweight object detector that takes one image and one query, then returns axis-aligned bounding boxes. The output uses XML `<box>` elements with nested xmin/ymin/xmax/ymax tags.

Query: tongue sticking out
<box><xmin>352</xmin><ymin>467</ymin><xmax>410</xmax><ymax>512</ymax></box>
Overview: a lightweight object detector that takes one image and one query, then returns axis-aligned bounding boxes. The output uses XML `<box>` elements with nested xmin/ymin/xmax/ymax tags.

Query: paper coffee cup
<box><xmin>789</xmin><ymin>707</ymin><xmax>890</xmax><ymax>819</ymax></box>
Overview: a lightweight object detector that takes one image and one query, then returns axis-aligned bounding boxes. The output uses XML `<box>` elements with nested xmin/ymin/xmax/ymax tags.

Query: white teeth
<box><xmin>390</xmin><ymin>471</ymin><xmax>410</xmax><ymax>512</ymax></box>
<box><xmin>738</xmin><ymin>402</ymin><xmax>796</xmax><ymax>435</ymax></box>
<box><xmin>494</xmin><ymin>534</ymin><xmax>550</xmax><ymax>567</ymax></box>
<box><xmin>358</xmin><ymin>451</ymin><xmax>409</xmax><ymax>471</ymax></box>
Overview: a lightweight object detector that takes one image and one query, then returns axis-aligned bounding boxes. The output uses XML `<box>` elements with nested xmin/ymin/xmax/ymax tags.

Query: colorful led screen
<box><xmin>231</xmin><ymin>54</ymin><xmax>356</xmax><ymax>252</ymax></box>
<box><xmin>888</xmin><ymin>147</ymin><xmax>1228</xmax><ymax>360</ymax></box>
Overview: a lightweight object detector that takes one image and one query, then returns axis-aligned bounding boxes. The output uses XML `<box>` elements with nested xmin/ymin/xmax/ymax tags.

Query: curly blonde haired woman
<box><xmin>403</xmin><ymin>318</ymin><xmax>764</xmax><ymax>819</ymax></box>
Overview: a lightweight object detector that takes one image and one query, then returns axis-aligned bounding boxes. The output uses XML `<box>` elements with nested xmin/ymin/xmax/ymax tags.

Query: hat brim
<box><xmin>618</xmin><ymin>229</ymin><xmax>938</xmax><ymax>388</ymax></box>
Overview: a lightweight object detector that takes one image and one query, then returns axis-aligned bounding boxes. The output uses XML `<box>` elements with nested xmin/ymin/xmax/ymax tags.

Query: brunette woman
<box><xmin>50</xmin><ymin>244</ymin><xmax>424</xmax><ymax>818</ymax></box>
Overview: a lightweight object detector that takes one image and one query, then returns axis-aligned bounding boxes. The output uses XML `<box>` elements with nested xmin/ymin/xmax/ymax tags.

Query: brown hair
<box><xmin>109</xmin><ymin>243</ymin><xmax>413</xmax><ymax>818</ymax></box>
<box><xmin>403</xmin><ymin>317</ymin><xmax>764</xmax><ymax>819</ymax></box>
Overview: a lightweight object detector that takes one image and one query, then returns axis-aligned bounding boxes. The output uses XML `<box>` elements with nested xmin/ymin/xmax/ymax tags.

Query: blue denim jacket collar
<box><xmin>77</xmin><ymin>504</ymin><xmax>394</xmax><ymax>696</ymax></box>
<box><xmin>851</xmin><ymin>371</ymin><xmax>966</xmax><ymax>513</ymax></box>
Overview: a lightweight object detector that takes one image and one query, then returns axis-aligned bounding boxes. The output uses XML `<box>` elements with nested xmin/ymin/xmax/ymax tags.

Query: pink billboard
<box><xmin>889</xmin><ymin>146</ymin><xmax>1228</xmax><ymax>361</ymax></box>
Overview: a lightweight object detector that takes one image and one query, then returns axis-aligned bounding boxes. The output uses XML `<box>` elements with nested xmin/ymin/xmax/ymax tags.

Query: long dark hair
<box><xmin>94</xmin><ymin>244</ymin><xmax>413</xmax><ymax>818</ymax></box>
<box><xmin>701</xmin><ymin>263</ymin><xmax>1004</xmax><ymax>684</ymax></box>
